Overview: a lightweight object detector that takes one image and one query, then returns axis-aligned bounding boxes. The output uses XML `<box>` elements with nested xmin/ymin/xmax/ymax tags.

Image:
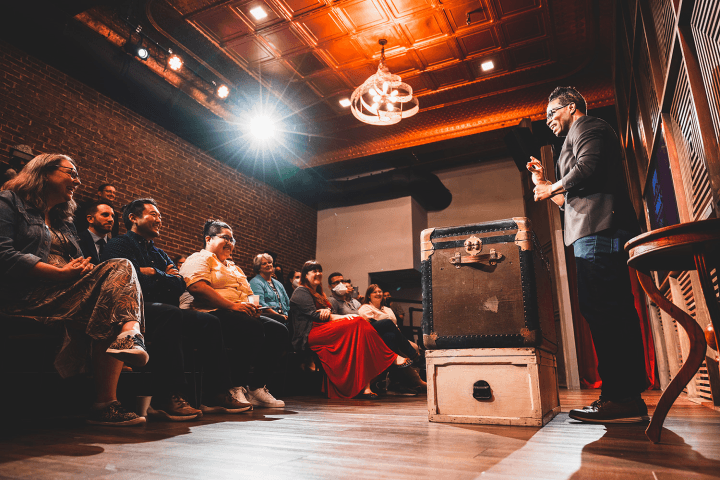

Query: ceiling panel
<box><xmin>430</xmin><ymin>63</ymin><xmax>471</xmax><ymax>87</ymax></box>
<box><xmin>400</xmin><ymin>12</ymin><xmax>447</xmax><ymax>44</ymax></box>
<box><xmin>511</xmin><ymin>41</ymin><xmax>550</xmax><ymax>66</ymax></box>
<box><xmin>320</xmin><ymin>36</ymin><xmax>367</xmax><ymax>66</ymax></box>
<box><xmin>286</xmin><ymin>51</ymin><xmax>329</xmax><ymax>76</ymax></box>
<box><xmin>502</xmin><ymin>11</ymin><xmax>544</xmax><ymax>44</ymax></box>
<box><xmin>457</xmin><ymin>28</ymin><xmax>498</xmax><ymax>56</ymax></box>
<box><xmin>307</xmin><ymin>73</ymin><xmax>349</xmax><ymax>96</ymax></box>
<box><xmin>355</xmin><ymin>24</ymin><xmax>407</xmax><ymax>55</ymax></box>
<box><xmin>417</xmin><ymin>40</ymin><xmax>460</xmax><ymax>67</ymax></box>
<box><xmin>384</xmin><ymin>0</ymin><xmax>433</xmax><ymax>17</ymax></box>
<box><xmin>282</xmin><ymin>0</ymin><xmax>327</xmax><ymax>17</ymax></box>
<box><xmin>445</xmin><ymin>0</ymin><xmax>491</xmax><ymax>32</ymax></box>
<box><xmin>494</xmin><ymin>0</ymin><xmax>539</xmax><ymax>17</ymax></box>
<box><xmin>296</xmin><ymin>9</ymin><xmax>347</xmax><ymax>42</ymax></box>
<box><xmin>193</xmin><ymin>7</ymin><xmax>250</xmax><ymax>42</ymax></box>
<box><xmin>261</xmin><ymin>25</ymin><xmax>308</xmax><ymax>55</ymax></box>
<box><xmin>384</xmin><ymin>52</ymin><xmax>420</xmax><ymax>75</ymax></box>
<box><xmin>338</xmin><ymin>0</ymin><xmax>389</xmax><ymax>32</ymax></box>
<box><xmin>227</xmin><ymin>37</ymin><xmax>276</xmax><ymax>63</ymax></box>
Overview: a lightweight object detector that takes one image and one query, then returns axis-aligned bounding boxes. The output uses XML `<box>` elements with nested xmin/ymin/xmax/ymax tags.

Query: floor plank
<box><xmin>1</xmin><ymin>390</ymin><xmax>719</xmax><ymax>479</ymax></box>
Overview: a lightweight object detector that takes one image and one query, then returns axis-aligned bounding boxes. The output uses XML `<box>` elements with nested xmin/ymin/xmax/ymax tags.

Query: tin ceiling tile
<box><xmin>338</xmin><ymin>0</ymin><xmax>388</xmax><ymax>32</ymax></box>
<box><xmin>494</xmin><ymin>0</ymin><xmax>539</xmax><ymax>17</ymax></box>
<box><xmin>512</xmin><ymin>41</ymin><xmax>550</xmax><ymax>66</ymax></box>
<box><xmin>430</xmin><ymin>63</ymin><xmax>471</xmax><ymax>87</ymax></box>
<box><xmin>193</xmin><ymin>6</ymin><xmax>251</xmax><ymax>42</ymax></box>
<box><xmin>320</xmin><ymin>37</ymin><xmax>367</xmax><ymax>66</ymax></box>
<box><xmin>502</xmin><ymin>12</ymin><xmax>544</xmax><ymax>44</ymax></box>
<box><xmin>296</xmin><ymin>9</ymin><xmax>347</xmax><ymax>42</ymax></box>
<box><xmin>417</xmin><ymin>40</ymin><xmax>460</xmax><ymax>67</ymax></box>
<box><xmin>227</xmin><ymin>37</ymin><xmax>276</xmax><ymax>63</ymax></box>
<box><xmin>307</xmin><ymin>73</ymin><xmax>349</xmax><ymax>96</ymax></box>
<box><xmin>233</xmin><ymin>0</ymin><xmax>284</xmax><ymax>29</ymax></box>
<box><xmin>286</xmin><ymin>51</ymin><xmax>329</xmax><ymax>76</ymax></box>
<box><xmin>261</xmin><ymin>25</ymin><xmax>309</xmax><ymax>54</ymax></box>
<box><xmin>445</xmin><ymin>0</ymin><xmax>491</xmax><ymax>32</ymax></box>
<box><xmin>401</xmin><ymin>12</ymin><xmax>446</xmax><ymax>44</ymax></box>
<box><xmin>457</xmin><ymin>28</ymin><xmax>498</xmax><ymax>56</ymax></box>
<box><xmin>384</xmin><ymin>0</ymin><xmax>433</xmax><ymax>17</ymax></box>
<box><xmin>278</xmin><ymin>0</ymin><xmax>327</xmax><ymax>17</ymax></box>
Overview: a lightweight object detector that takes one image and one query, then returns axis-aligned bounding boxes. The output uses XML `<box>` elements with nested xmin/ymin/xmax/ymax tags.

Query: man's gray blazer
<box><xmin>556</xmin><ymin>115</ymin><xmax>638</xmax><ymax>246</ymax></box>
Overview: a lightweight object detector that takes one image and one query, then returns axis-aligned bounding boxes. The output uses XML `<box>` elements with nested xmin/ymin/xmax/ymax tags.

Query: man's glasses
<box><xmin>213</xmin><ymin>234</ymin><xmax>236</xmax><ymax>245</ymax></box>
<box><xmin>546</xmin><ymin>103</ymin><xmax>573</xmax><ymax>122</ymax></box>
<box><xmin>55</xmin><ymin>165</ymin><xmax>79</xmax><ymax>179</ymax></box>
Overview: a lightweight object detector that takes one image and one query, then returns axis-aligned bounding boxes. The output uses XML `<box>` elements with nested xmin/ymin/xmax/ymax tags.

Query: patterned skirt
<box><xmin>1</xmin><ymin>258</ymin><xmax>144</xmax><ymax>377</ymax></box>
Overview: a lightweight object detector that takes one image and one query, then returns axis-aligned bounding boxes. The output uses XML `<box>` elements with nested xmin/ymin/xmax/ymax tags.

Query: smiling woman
<box><xmin>0</xmin><ymin>153</ymin><xmax>148</xmax><ymax>426</ymax></box>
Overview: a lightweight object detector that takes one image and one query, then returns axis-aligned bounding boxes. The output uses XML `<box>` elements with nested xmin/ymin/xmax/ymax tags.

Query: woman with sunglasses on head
<box><xmin>289</xmin><ymin>260</ymin><xmax>398</xmax><ymax>399</ymax></box>
<box><xmin>0</xmin><ymin>154</ymin><xmax>148</xmax><ymax>426</ymax></box>
<box><xmin>178</xmin><ymin>220</ymin><xmax>287</xmax><ymax>409</ymax></box>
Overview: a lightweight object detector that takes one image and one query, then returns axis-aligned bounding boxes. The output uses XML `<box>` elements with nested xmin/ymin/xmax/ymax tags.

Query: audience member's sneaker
<box><xmin>106</xmin><ymin>332</ymin><xmax>149</xmax><ymax>367</ymax></box>
<box><xmin>147</xmin><ymin>395</ymin><xmax>202</xmax><ymax>421</ymax></box>
<box><xmin>569</xmin><ymin>397</ymin><xmax>649</xmax><ymax>424</ymax></box>
<box><xmin>87</xmin><ymin>401</ymin><xmax>146</xmax><ymax>426</ymax></box>
<box><xmin>201</xmin><ymin>391</ymin><xmax>252</xmax><ymax>414</ymax></box>
<box><xmin>245</xmin><ymin>386</ymin><xmax>285</xmax><ymax>408</ymax></box>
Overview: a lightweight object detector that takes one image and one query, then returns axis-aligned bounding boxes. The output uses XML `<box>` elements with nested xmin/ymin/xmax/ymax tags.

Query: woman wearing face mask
<box><xmin>286</xmin><ymin>269</ymin><xmax>301</xmax><ymax>294</ymax></box>
<box><xmin>249</xmin><ymin>253</ymin><xmax>290</xmax><ymax>324</ymax></box>
<box><xmin>289</xmin><ymin>261</ymin><xmax>398</xmax><ymax>399</ymax></box>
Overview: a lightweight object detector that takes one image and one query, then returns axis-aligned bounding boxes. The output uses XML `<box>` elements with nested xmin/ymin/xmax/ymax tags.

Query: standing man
<box><xmin>77</xmin><ymin>201</ymin><xmax>114</xmax><ymax>264</ymax></box>
<box><xmin>528</xmin><ymin>86</ymin><xmax>648</xmax><ymax>423</ymax></box>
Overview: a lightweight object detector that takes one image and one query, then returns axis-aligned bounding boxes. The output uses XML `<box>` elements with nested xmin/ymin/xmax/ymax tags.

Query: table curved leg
<box><xmin>636</xmin><ymin>270</ymin><xmax>707</xmax><ymax>444</ymax></box>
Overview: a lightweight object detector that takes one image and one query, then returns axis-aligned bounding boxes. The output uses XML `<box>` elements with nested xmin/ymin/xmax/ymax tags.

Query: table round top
<box><xmin>625</xmin><ymin>217</ymin><xmax>720</xmax><ymax>272</ymax></box>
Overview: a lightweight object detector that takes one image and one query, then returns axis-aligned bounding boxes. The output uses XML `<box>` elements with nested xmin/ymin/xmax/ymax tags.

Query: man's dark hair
<box><xmin>328</xmin><ymin>272</ymin><xmax>343</xmax><ymax>286</ymax></box>
<box><xmin>98</xmin><ymin>183</ymin><xmax>115</xmax><ymax>193</ymax></box>
<box><xmin>85</xmin><ymin>200</ymin><xmax>113</xmax><ymax>218</ymax></box>
<box><xmin>548</xmin><ymin>87</ymin><xmax>587</xmax><ymax>114</ymax></box>
<box><xmin>123</xmin><ymin>198</ymin><xmax>158</xmax><ymax>229</ymax></box>
<box><xmin>203</xmin><ymin>219</ymin><xmax>232</xmax><ymax>247</ymax></box>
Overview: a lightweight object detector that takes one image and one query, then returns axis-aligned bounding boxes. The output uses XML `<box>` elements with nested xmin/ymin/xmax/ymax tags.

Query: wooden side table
<box><xmin>625</xmin><ymin>218</ymin><xmax>720</xmax><ymax>443</ymax></box>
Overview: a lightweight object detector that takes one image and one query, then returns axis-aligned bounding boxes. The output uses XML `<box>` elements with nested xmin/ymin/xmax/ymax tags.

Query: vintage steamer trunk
<box><xmin>420</xmin><ymin>217</ymin><xmax>557</xmax><ymax>351</ymax></box>
<box><xmin>420</xmin><ymin>218</ymin><xmax>559</xmax><ymax>426</ymax></box>
<box><xmin>426</xmin><ymin>348</ymin><xmax>560</xmax><ymax>426</ymax></box>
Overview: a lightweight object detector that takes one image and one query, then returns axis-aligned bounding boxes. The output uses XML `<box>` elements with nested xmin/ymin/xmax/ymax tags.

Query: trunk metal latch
<box><xmin>449</xmin><ymin>236</ymin><xmax>504</xmax><ymax>268</ymax></box>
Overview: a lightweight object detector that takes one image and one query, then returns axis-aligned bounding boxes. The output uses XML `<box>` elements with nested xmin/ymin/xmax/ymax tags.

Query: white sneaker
<box><xmin>229</xmin><ymin>386</ymin><xmax>252</xmax><ymax>406</ymax></box>
<box><xmin>245</xmin><ymin>386</ymin><xmax>285</xmax><ymax>408</ymax></box>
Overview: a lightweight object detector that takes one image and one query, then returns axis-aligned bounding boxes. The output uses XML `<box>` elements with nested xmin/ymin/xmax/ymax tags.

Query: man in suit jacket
<box><xmin>527</xmin><ymin>87</ymin><xmax>647</xmax><ymax>424</ymax></box>
<box><xmin>75</xmin><ymin>183</ymin><xmax>121</xmax><ymax>238</ymax></box>
<box><xmin>77</xmin><ymin>201</ymin><xmax>114</xmax><ymax>264</ymax></box>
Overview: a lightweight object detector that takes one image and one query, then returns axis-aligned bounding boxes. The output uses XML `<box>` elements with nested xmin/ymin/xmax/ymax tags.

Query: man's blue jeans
<box><xmin>572</xmin><ymin>229</ymin><xmax>647</xmax><ymax>400</ymax></box>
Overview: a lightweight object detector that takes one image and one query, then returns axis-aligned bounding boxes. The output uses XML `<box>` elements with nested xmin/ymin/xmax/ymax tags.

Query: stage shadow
<box><xmin>568</xmin><ymin>423</ymin><xmax>720</xmax><ymax>479</ymax></box>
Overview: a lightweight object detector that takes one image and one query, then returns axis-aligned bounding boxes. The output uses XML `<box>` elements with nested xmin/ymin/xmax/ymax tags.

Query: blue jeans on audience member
<box><xmin>572</xmin><ymin>229</ymin><xmax>647</xmax><ymax>401</ymax></box>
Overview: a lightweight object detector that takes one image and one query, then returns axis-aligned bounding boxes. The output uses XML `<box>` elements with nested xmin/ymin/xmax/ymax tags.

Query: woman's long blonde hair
<box><xmin>2</xmin><ymin>153</ymin><xmax>78</xmax><ymax>227</ymax></box>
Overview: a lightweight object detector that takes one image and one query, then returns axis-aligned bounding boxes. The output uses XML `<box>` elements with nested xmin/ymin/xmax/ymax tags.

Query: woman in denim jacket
<box><xmin>0</xmin><ymin>153</ymin><xmax>148</xmax><ymax>426</ymax></box>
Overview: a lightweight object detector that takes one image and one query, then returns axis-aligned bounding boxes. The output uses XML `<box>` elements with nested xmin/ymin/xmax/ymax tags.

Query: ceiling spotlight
<box><xmin>481</xmin><ymin>60</ymin><xmax>494</xmax><ymax>72</ymax></box>
<box><xmin>249</xmin><ymin>6</ymin><xmax>268</xmax><ymax>20</ymax></box>
<box><xmin>168</xmin><ymin>54</ymin><xmax>183</xmax><ymax>71</ymax></box>
<box><xmin>339</xmin><ymin>98</ymin><xmax>351</xmax><ymax>107</ymax></box>
<box><xmin>217</xmin><ymin>85</ymin><xmax>230</xmax><ymax>99</ymax></box>
<box><xmin>249</xmin><ymin>115</ymin><xmax>275</xmax><ymax>140</ymax></box>
<box><xmin>136</xmin><ymin>46</ymin><xmax>149</xmax><ymax>60</ymax></box>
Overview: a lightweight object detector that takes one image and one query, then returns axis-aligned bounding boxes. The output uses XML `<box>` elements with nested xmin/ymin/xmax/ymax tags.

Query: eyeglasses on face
<box><xmin>546</xmin><ymin>103</ymin><xmax>573</xmax><ymax>122</ymax></box>
<box><xmin>213</xmin><ymin>234</ymin><xmax>236</xmax><ymax>245</ymax></box>
<box><xmin>55</xmin><ymin>165</ymin><xmax>80</xmax><ymax>179</ymax></box>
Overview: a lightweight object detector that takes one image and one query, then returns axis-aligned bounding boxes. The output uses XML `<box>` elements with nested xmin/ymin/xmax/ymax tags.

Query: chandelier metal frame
<box><xmin>350</xmin><ymin>39</ymin><xmax>419</xmax><ymax>126</ymax></box>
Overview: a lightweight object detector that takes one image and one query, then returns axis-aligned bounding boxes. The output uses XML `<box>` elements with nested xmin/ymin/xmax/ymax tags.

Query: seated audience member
<box><xmin>383</xmin><ymin>291</ymin><xmax>405</xmax><ymax>325</ymax></box>
<box><xmin>327</xmin><ymin>272</ymin><xmax>362</xmax><ymax>315</ymax></box>
<box><xmin>75</xmin><ymin>183</ymin><xmax>120</xmax><ymax>238</ymax></box>
<box><xmin>249</xmin><ymin>253</ymin><xmax>290</xmax><ymax>324</ymax></box>
<box><xmin>289</xmin><ymin>261</ymin><xmax>398</xmax><ymax>399</ymax></box>
<box><xmin>179</xmin><ymin>220</ymin><xmax>287</xmax><ymax>408</ymax></box>
<box><xmin>104</xmin><ymin>201</ymin><xmax>250</xmax><ymax>420</ymax></box>
<box><xmin>0</xmin><ymin>154</ymin><xmax>148</xmax><ymax>426</ymax></box>
<box><xmin>359</xmin><ymin>284</ymin><xmax>426</xmax><ymax>394</ymax></box>
<box><xmin>173</xmin><ymin>254</ymin><xmax>187</xmax><ymax>270</ymax></box>
<box><xmin>77</xmin><ymin>201</ymin><xmax>114</xmax><ymax>264</ymax></box>
<box><xmin>264</xmin><ymin>250</ymin><xmax>284</xmax><ymax>284</ymax></box>
<box><xmin>286</xmin><ymin>268</ymin><xmax>301</xmax><ymax>294</ymax></box>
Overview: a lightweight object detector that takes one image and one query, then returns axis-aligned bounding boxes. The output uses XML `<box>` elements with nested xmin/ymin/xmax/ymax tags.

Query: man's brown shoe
<box><xmin>569</xmin><ymin>398</ymin><xmax>649</xmax><ymax>424</ymax></box>
<box><xmin>148</xmin><ymin>394</ymin><xmax>202</xmax><ymax>421</ymax></box>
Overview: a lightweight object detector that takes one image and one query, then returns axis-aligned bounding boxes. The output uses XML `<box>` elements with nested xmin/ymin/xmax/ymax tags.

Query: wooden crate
<box><xmin>426</xmin><ymin>347</ymin><xmax>560</xmax><ymax>426</ymax></box>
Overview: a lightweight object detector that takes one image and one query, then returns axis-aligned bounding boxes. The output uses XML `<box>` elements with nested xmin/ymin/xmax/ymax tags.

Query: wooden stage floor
<box><xmin>1</xmin><ymin>389</ymin><xmax>719</xmax><ymax>479</ymax></box>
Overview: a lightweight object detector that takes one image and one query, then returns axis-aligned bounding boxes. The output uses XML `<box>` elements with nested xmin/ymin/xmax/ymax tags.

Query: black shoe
<box><xmin>569</xmin><ymin>398</ymin><xmax>649</xmax><ymax>424</ymax></box>
<box><xmin>87</xmin><ymin>401</ymin><xmax>146</xmax><ymax>426</ymax></box>
<box><xmin>355</xmin><ymin>392</ymin><xmax>380</xmax><ymax>400</ymax></box>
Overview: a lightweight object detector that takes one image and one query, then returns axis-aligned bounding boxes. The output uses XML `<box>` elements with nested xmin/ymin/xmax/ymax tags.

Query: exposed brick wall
<box><xmin>0</xmin><ymin>39</ymin><xmax>317</xmax><ymax>277</ymax></box>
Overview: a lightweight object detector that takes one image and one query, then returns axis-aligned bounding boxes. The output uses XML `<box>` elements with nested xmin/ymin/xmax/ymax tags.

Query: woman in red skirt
<box><xmin>289</xmin><ymin>260</ymin><xmax>397</xmax><ymax>399</ymax></box>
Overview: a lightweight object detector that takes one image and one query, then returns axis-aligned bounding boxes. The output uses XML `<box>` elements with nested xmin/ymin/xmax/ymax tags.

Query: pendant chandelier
<box><xmin>350</xmin><ymin>39</ymin><xmax>419</xmax><ymax>126</ymax></box>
